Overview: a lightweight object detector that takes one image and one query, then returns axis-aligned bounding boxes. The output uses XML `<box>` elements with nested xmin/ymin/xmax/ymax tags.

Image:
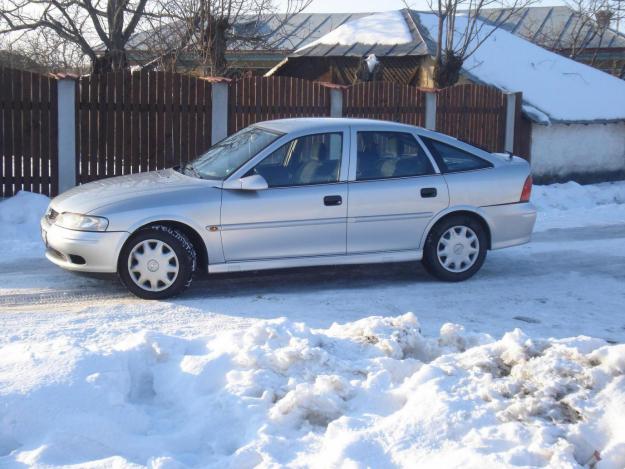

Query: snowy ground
<box><xmin>1</xmin><ymin>181</ymin><xmax>625</xmax><ymax>468</ymax></box>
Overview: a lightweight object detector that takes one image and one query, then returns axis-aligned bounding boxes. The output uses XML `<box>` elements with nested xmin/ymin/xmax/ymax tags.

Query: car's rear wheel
<box><xmin>118</xmin><ymin>225</ymin><xmax>196</xmax><ymax>299</ymax></box>
<box><xmin>422</xmin><ymin>215</ymin><xmax>487</xmax><ymax>281</ymax></box>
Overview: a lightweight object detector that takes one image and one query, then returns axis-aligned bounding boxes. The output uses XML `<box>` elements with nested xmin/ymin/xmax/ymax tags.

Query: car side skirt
<box><xmin>208</xmin><ymin>249</ymin><xmax>423</xmax><ymax>273</ymax></box>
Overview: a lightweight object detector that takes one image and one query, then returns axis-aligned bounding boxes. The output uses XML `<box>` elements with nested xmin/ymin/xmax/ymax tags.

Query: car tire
<box><xmin>422</xmin><ymin>215</ymin><xmax>487</xmax><ymax>282</ymax></box>
<box><xmin>118</xmin><ymin>225</ymin><xmax>197</xmax><ymax>300</ymax></box>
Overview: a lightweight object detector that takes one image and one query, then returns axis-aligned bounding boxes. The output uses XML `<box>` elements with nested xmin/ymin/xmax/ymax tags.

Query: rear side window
<box><xmin>356</xmin><ymin>131</ymin><xmax>434</xmax><ymax>181</ymax></box>
<box><xmin>421</xmin><ymin>137</ymin><xmax>493</xmax><ymax>173</ymax></box>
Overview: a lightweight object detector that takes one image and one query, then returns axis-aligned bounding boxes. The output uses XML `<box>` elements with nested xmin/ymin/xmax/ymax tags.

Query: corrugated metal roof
<box><xmin>123</xmin><ymin>12</ymin><xmax>373</xmax><ymax>53</ymax></box>
<box><xmin>290</xmin><ymin>10</ymin><xmax>431</xmax><ymax>58</ymax></box>
<box><xmin>480</xmin><ymin>6</ymin><xmax>625</xmax><ymax>50</ymax></box>
<box><xmin>122</xmin><ymin>6</ymin><xmax>625</xmax><ymax>55</ymax></box>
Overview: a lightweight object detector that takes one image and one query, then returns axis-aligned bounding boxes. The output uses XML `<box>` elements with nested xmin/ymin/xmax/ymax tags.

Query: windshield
<box><xmin>184</xmin><ymin>126</ymin><xmax>281</xmax><ymax>180</ymax></box>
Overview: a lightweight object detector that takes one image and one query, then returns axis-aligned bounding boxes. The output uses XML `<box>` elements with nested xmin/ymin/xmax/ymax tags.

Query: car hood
<box><xmin>51</xmin><ymin>169</ymin><xmax>218</xmax><ymax>214</ymax></box>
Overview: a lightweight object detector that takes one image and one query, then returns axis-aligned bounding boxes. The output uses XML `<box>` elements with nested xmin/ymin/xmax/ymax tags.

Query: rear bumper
<box><xmin>482</xmin><ymin>202</ymin><xmax>537</xmax><ymax>250</ymax></box>
<box><xmin>41</xmin><ymin>218</ymin><xmax>129</xmax><ymax>273</ymax></box>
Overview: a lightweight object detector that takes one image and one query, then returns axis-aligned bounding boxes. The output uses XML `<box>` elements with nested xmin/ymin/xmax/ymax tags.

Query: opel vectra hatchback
<box><xmin>41</xmin><ymin>118</ymin><xmax>536</xmax><ymax>299</ymax></box>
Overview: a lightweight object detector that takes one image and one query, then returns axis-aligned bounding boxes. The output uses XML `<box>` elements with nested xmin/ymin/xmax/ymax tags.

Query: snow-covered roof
<box><xmin>413</xmin><ymin>11</ymin><xmax>625</xmax><ymax>124</ymax></box>
<box><xmin>287</xmin><ymin>9</ymin><xmax>625</xmax><ymax>124</ymax></box>
<box><xmin>291</xmin><ymin>10</ymin><xmax>430</xmax><ymax>58</ymax></box>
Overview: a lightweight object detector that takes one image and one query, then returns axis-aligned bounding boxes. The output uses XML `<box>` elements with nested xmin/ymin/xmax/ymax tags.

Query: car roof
<box><xmin>254</xmin><ymin>117</ymin><xmax>419</xmax><ymax>134</ymax></box>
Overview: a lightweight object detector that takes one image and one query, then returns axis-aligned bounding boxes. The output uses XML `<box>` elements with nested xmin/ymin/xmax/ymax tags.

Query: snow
<box><xmin>1</xmin><ymin>183</ymin><xmax>625</xmax><ymax>468</ymax></box>
<box><xmin>532</xmin><ymin>180</ymin><xmax>625</xmax><ymax>231</ymax></box>
<box><xmin>297</xmin><ymin>11</ymin><xmax>412</xmax><ymax>51</ymax></box>
<box><xmin>1</xmin><ymin>314</ymin><xmax>624</xmax><ymax>467</ymax></box>
<box><xmin>413</xmin><ymin>12</ymin><xmax>625</xmax><ymax>124</ymax></box>
<box><xmin>0</xmin><ymin>191</ymin><xmax>49</xmax><ymax>262</ymax></box>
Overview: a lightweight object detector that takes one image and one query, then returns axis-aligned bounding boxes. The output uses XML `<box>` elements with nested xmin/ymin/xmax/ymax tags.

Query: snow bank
<box><xmin>532</xmin><ymin>180</ymin><xmax>625</xmax><ymax>231</ymax></box>
<box><xmin>1</xmin><ymin>313</ymin><xmax>624</xmax><ymax>468</ymax></box>
<box><xmin>0</xmin><ymin>191</ymin><xmax>49</xmax><ymax>260</ymax></box>
<box><xmin>415</xmin><ymin>12</ymin><xmax>625</xmax><ymax>123</ymax></box>
<box><xmin>297</xmin><ymin>11</ymin><xmax>412</xmax><ymax>51</ymax></box>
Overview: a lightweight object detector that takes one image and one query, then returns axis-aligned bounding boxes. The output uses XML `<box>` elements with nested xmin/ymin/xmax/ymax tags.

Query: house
<box><xmin>121</xmin><ymin>6</ymin><xmax>625</xmax><ymax>79</ymax></box>
<box><xmin>265</xmin><ymin>10</ymin><xmax>625</xmax><ymax>183</ymax></box>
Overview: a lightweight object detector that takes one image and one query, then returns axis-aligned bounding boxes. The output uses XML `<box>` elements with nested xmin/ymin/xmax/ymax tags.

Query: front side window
<box><xmin>421</xmin><ymin>137</ymin><xmax>493</xmax><ymax>173</ymax></box>
<box><xmin>249</xmin><ymin>132</ymin><xmax>343</xmax><ymax>187</ymax></box>
<box><xmin>356</xmin><ymin>131</ymin><xmax>434</xmax><ymax>181</ymax></box>
<box><xmin>185</xmin><ymin>126</ymin><xmax>281</xmax><ymax>180</ymax></box>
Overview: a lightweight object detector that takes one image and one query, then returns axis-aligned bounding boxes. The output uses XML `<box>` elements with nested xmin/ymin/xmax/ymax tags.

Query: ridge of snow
<box><xmin>1</xmin><ymin>314</ymin><xmax>624</xmax><ymax>467</ymax></box>
<box><xmin>296</xmin><ymin>11</ymin><xmax>413</xmax><ymax>52</ymax></box>
<box><xmin>415</xmin><ymin>11</ymin><xmax>625</xmax><ymax>123</ymax></box>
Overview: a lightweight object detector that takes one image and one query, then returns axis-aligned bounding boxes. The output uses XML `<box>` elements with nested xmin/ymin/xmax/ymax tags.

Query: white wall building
<box><xmin>413</xmin><ymin>12</ymin><xmax>625</xmax><ymax>183</ymax></box>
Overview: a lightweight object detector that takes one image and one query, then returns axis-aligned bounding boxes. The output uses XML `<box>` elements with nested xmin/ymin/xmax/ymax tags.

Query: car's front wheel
<box><xmin>118</xmin><ymin>225</ymin><xmax>196</xmax><ymax>299</ymax></box>
<box><xmin>422</xmin><ymin>215</ymin><xmax>487</xmax><ymax>282</ymax></box>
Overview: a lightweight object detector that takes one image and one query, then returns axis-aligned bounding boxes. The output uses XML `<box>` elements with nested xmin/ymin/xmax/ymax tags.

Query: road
<box><xmin>2</xmin><ymin>223</ymin><xmax>625</xmax><ymax>344</ymax></box>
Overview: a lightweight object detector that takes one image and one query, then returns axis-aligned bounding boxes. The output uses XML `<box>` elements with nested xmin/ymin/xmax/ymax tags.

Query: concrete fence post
<box><xmin>504</xmin><ymin>92</ymin><xmax>517</xmax><ymax>153</ymax></box>
<box><xmin>57</xmin><ymin>78</ymin><xmax>77</xmax><ymax>193</ymax></box>
<box><xmin>424</xmin><ymin>91</ymin><xmax>436</xmax><ymax>130</ymax></box>
<box><xmin>211</xmin><ymin>81</ymin><xmax>229</xmax><ymax>144</ymax></box>
<box><xmin>330</xmin><ymin>88</ymin><xmax>343</xmax><ymax>117</ymax></box>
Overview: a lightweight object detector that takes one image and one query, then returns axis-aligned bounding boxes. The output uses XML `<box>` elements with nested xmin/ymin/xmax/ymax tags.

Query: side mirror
<box><xmin>223</xmin><ymin>174</ymin><xmax>268</xmax><ymax>191</ymax></box>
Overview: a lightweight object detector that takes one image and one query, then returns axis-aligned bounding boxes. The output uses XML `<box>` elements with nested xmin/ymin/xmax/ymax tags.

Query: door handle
<box><xmin>324</xmin><ymin>195</ymin><xmax>342</xmax><ymax>206</ymax></box>
<box><xmin>420</xmin><ymin>187</ymin><xmax>437</xmax><ymax>198</ymax></box>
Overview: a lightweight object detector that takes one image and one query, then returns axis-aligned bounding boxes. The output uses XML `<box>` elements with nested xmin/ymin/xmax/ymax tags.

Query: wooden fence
<box><xmin>1</xmin><ymin>70</ymin><xmax>527</xmax><ymax>197</ymax></box>
<box><xmin>228</xmin><ymin>76</ymin><xmax>332</xmax><ymax>133</ymax></box>
<box><xmin>0</xmin><ymin>68</ymin><xmax>58</xmax><ymax>197</ymax></box>
<box><xmin>436</xmin><ymin>84</ymin><xmax>508</xmax><ymax>153</ymax></box>
<box><xmin>343</xmin><ymin>82</ymin><xmax>426</xmax><ymax>127</ymax></box>
<box><xmin>76</xmin><ymin>71</ymin><xmax>213</xmax><ymax>183</ymax></box>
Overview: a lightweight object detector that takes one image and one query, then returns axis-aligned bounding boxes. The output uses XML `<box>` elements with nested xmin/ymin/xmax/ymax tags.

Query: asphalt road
<box><xmin>2</xmin><ymin>223</ymin><xmax>625</xmax><ymax>343</ymax></box>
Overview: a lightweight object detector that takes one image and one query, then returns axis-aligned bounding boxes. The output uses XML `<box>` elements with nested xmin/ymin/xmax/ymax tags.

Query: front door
<box><xmin>347</xmin><ymin>130</ymin><xmax>449</xmax><ymax>254</ymax></box>
<box><xmin>220</xmin><ymin>131</ymin><xmax>348</xmax><ymax>261</ymax></box>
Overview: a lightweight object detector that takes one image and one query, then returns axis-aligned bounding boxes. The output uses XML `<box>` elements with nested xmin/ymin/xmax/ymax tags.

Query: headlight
<box><xmin>55</xmin><ymin>212</ymin><xmax>109</xmax><ymax>232</ymax></box>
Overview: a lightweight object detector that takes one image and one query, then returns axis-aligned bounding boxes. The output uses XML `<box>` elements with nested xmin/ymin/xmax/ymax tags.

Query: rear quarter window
<box><xmin>421</xmin><ymin>137</ymin><xmax>493</xmax><ymax>173</ymax></box>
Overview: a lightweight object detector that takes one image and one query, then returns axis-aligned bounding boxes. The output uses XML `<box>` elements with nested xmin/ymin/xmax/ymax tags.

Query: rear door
<box><xmin>346</xmin><ymin>127</ymin><xmax>449</xmax><ymax>254</ymax></box>
<box><xmin>220</xmin><ymin>129</ymin><xmax>349</xmax><ymax>261</ymax></box>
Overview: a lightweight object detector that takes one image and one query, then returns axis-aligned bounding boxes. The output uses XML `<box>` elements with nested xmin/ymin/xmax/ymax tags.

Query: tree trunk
<box><xmin>200</xmin><ymin>15</ymin><xmax>229</xmax><ymax>76</ymax></box>
<box><xmin>91</xmin><ymin>49</ymin><xmax>128</xmax><ymax>74</ymax></box>
<box><xmin>433</xmin><ymin>51</ymin><xmax>463</xmax><ymax>88</ymax></box>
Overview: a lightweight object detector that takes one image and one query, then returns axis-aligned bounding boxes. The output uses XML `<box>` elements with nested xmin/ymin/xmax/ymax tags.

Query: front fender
<box><xmin>92</xmin><ymin>187</ymin><xmax>225</xmax><ymax>265</ymax></box>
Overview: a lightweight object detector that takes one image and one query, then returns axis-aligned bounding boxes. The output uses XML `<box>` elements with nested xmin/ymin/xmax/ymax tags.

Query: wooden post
<box><xmin>57</xmin><ymin>77</ymin><xmax>77</xmax><ymax>193</ymax></box>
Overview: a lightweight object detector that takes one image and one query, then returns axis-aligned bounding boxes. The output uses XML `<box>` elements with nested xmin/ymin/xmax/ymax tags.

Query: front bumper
<box><xmin>482</xmin><ymin>202</ymin><xmax>537</xmax><ymax>250</ymax></box>
<box><xmin>40</xmin><ymin>218</ymin><xmax>129</xmax><ymax>273</ymax></box>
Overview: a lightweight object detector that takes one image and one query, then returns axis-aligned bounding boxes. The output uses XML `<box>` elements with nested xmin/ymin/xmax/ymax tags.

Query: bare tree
<box><xmin>141</xmin><ymin>0</ymin><xmax>311</xmax><ymax>76</ymax></box>
<box><xmin>0</xmin><ymin>0</ymin><xmax>151</xmax><ymax>72</ymax></box>
<box><xmin>405</xmin><ymin>0</ymin><xmax>537</xmax><ymax>88</ymax></box>
<box><xmin>549</xmin><ymin>0</ymin><xmax>622</xmax><ymax>63</ymax></box>
<box><xmin>4</xmin><ymin>27</ymin><xmax>90</xmax><ymax>73</ymax></box>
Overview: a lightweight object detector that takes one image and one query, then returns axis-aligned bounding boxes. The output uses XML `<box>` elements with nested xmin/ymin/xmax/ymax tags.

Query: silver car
<box><xmin>41</xmin><ymin>118</ymin><xmax>536</xmax><ymax>299</ymax></box>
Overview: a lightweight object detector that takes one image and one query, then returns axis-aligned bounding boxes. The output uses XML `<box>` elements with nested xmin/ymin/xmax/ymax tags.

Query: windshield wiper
<box><xmin>183</xmin><ymin>163</ymin><xmax>201</xmax><ymax>179</ymax></box>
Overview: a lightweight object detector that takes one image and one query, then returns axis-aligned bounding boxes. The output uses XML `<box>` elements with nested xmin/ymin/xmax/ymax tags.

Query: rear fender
<box><xmin>419</xmin><ymin>206</ymin><xmax>494</xmax><ymax>250</ymax></box>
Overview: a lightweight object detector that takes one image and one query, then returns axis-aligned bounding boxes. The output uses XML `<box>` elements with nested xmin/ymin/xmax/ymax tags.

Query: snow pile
<box><xmin>0</xmin><ymin>191</ymin><xmax>49</xmax><ymax>260</ymax></box>
<box><xmin>415</xmin><ymin>12</ymin><xmax>625</xmax><ymax>123</ymax></box>
<box><xmin>532</xmin><ymin>180</ymin><xmax>625</xmax><ymax>230</ymax></box>
<box><xmin>1</xmin><ymin>313</ymin><xmax>624</xmax><ymax>468</ymax></box>
<box><xmin>297</xmin><ymin>11</ymin><xmax>412</xmax><ymax>51</ymax></box>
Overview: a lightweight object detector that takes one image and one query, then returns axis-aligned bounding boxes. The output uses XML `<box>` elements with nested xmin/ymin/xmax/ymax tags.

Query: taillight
<box><xmin>520</xmin><ymin>175</ymin><xmax>532</xmax><ymax>202</ymax></box>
